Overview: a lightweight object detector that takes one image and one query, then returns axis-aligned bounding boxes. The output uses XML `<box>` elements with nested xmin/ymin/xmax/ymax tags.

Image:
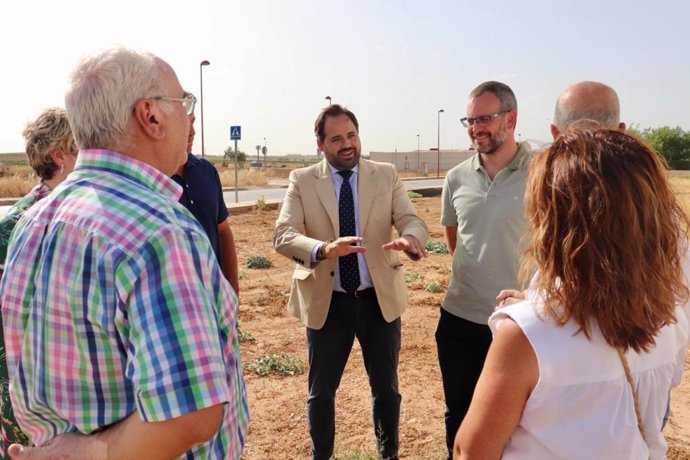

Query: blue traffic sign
<box><xmin>230</xmin><ymin>126</ymin><xmax>241</xmax><ymax>140</ymax></box>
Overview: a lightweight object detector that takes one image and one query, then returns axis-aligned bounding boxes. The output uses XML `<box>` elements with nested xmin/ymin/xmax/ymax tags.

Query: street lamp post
<box><xmin>199</xmin><ymin>60</ymin><xmax>210</xmax><ymax>157</ymax></box>
<box><xmin>263</xmin><ymin>137</ymin><xmax>267</xmax><ymax>165</ymax></box>
<box><xmin>437</xmin><ymin>109</ymin><xmax>444</xmax><ymax>177</ymax></box>
<box><xmin>325</xmin><ymin>96</ymin><xmax>332</xmax><ymax>106</ymax></box>
<box><xmin>416</xmin><ymin>134</ymin><xmax>420</xmax><ymax>171</ymax></box>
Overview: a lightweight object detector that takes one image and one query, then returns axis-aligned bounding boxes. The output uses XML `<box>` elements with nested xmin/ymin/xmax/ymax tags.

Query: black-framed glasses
<box><xmin>460</xmin><ymin>110</ymin><xmax>510</xmax><ymax>128</ymax></box>
<box><xmin>150</xmin><ymin>93</ymin><xmax>197</xmax><ymax>115</ymax></box>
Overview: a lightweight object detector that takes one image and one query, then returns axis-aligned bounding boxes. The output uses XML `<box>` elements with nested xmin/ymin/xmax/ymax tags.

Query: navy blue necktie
<box><xmin>338</xmin><ymin>170</ymin><xmax>360</xmax><ymax>294</ymax></box>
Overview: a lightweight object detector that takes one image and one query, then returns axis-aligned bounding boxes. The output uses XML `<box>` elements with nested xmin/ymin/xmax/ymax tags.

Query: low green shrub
<box><xmin>245</xmin><ymin>255</ymin><xmax>273</xmax><ymax>269</ymax></box>
<box><xmin>256</xmin><ymin>196</ymin><xmax>267</xmax><ymax>211</ymax></box>
<box><xmin>237</xmin><ymin>324</ymin><xmax>256</xmax><ymax>343</ymax></box>
<box><xmin>404</xmin><ymin>272</ymin><xmax>425</xmax><ymax>283</ymax></box>
<box><xmin>246</xmin><ymin>353</ymin><xmax>305</xmax><ymax>377</ymax></box>
<box><xmin>425</xmin><ymin>240</ymin><xmax>449</xmax><ymax>254</ymax></box>
<box><xmin>426</xmin><ymin>280</ymin><xmax>443</xmax><ymax>293</ymax></box>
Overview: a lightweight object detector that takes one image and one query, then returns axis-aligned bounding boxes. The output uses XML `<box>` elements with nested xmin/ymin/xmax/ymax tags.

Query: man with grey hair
<box><xmin>0</xmin><ymin>47</ymin><xmax>248</xmax><ymax>459</ymax></box>
<box><xmin>550</xmin><ymin>80</ymin><xmax>626</xmax><ymax>138</ymax></box>
<box><xmin>437</xmin><ymin>81</ymin><xmax>531</xmax><ymax>459</ymax></box>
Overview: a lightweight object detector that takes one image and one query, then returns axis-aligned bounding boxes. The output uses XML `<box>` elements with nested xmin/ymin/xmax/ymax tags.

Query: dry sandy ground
<box><xmin>232</xmin><ymin>197</ymin><xmax>690</xmax><ymax>460</ymax></box>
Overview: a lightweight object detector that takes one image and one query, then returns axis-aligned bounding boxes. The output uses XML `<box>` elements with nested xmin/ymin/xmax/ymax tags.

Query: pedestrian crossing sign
<box><xmin>230</xmin><ymin>126</ymin><xmax>241</xmax><ymax>140</ymax></box>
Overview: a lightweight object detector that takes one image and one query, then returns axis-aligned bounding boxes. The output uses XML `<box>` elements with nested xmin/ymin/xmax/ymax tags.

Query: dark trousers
<box><xmin>435</xmin><ymin>308</ymin><xmax>493</xmax><ymax>460</ymax></box>
<box><xmin>307</xmin><ymin>293</ymin><xmax>401</xmax><ymax>460</ymax></box>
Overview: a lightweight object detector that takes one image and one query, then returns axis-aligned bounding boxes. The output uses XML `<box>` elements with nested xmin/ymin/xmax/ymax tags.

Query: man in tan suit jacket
<box><xmin>274</xmin><ymin>104</ymin><xmax>428</xmax><ymax>460</ymax></box>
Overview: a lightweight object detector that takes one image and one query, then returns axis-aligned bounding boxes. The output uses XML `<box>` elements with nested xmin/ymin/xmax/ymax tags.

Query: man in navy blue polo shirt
<box><xmin>173</xmin><ymin>113</ymin><xmax>240</xmax><ymax>295</ymax></box>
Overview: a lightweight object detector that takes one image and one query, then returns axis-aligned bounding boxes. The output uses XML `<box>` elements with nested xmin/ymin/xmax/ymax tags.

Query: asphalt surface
<box><xmin>0</xmin><ymin>177</ymin><xmax>444</xmax><ymax>217</ymax></box>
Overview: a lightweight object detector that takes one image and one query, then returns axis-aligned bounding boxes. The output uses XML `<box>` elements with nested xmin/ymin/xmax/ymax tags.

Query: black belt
<box><xmin>332</xmin><ymin>287</ymin><xmax>376</xmax><ymax>298</ymax></box>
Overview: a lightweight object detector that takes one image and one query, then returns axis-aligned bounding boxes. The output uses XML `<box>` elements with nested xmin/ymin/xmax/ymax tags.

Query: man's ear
<box><xmin>507</xmin><ymin>110</ymin><xmax>517</xmax><ymax>131</ymax></box>
<box><xmin>316</xmin><ymin>138</ymin><xmax>325</xmax><ymax>153</ymax></box>
<box><xmin>132</xmin><ymin>99</ymin><xmax>166</xmax><ymax>140</ymax></box>
<box><xmin>550</xmin><ymin>124</ymin><xmax>560</xmax><ymax>140</ymax></box>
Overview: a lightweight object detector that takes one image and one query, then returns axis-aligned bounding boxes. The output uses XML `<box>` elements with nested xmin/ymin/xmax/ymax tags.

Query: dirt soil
<box><xmin>232</xmin><ymin>196</ymin><xmax>690</xmax><ymax>460</ymax></box>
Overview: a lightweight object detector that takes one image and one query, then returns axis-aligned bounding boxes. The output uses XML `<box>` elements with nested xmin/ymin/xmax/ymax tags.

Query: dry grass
<box><xmin>0</xmin><ymin>165</ymin><xmax>38</xmax><ymax>198</ymax></box>
<box><xmin>0</xmin><ymin>159</ymin><xmax>433</xmax><ymax>199</ymax></box>
<box><xmin>217</xmin><ymin>167</ymin><xmax>269</xmax><ymax>187</ymax></box>
<box><xmin>0</xmin><ymin>164</ymin><xmax>276</xmax><ymax>198</ymax></box>
<box><xmin>670</xmin><ymin>172</ymin><xmax>690</xmax><ymax>209</ymax></box>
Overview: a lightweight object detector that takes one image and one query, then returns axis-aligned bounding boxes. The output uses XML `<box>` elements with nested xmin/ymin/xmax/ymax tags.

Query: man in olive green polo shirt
<box><xmin>436</xmin><ymin>80</ymin><xmax>531</xmax><ymax>459</ymax></box>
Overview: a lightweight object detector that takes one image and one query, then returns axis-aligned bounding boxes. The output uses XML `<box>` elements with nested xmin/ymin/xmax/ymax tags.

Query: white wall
<box><xmin>369</xmin><ymin>149</ymin><xmax>475</xmax><ymax>174</ymax></box>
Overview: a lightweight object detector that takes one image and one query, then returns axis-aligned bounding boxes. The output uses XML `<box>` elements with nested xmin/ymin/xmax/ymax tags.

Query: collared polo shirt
<box><xmin>172</xmin><ymin>153</ymin><xmax>229</xmax><ymax>266</ymax></box>
<box><xmin>0</xmin><ymin>149</ymin><xmax>248</xmax><ymax>458</ymax></box>
<box><xmin>440</xmin><ymin>142</ymin><xmax>532</xmax><ymax>324</ymax></box>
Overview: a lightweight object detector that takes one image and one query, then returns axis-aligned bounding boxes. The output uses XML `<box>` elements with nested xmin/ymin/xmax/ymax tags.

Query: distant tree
<box><xmin>223</xmin><ymin>146</ymin><xmax>247</xmax><ymax>166</ymax></box>
<box><xmin>629</xmin><ymin>125</ymin><xmax>690</xmax><ymax>169</ymax></box>
<box><xmin>224</xmin><ymin>146</ymin><xmax>246</xmax><ymax>162</ymax></box>
<box><xmin>626</xmin><ymin>124</ymin><xmax>643</xmax><ymax>139</ymax></box>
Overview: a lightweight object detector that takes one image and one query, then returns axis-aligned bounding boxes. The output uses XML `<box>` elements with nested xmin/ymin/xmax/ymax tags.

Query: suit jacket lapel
<box><xmin>313</xmin><ymin>160</ymin><xmax>339</xmax><ymax>237</ymax></box>
<box><xmin>357</xmin><ymin>160</ymin><xmax>376</xmax><ymax>234</ymax></box>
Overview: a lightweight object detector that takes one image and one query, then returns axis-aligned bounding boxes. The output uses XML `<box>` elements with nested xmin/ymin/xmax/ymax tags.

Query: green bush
<box><xmin>256</xmin><ymin>196</ymin><xmax>267</xmax><ymax>211</ymax></box>
<box><xmin>426</xmin><ymin>280</ymin><xmax>443</xmax><ymax>293</ymax></box>
<box><xmin>404</xmin><ymin>272</ymin><xmax>424</xmax><ymax>283</ymax></box>
<box><xmin>246</xmin><ymin>354</ymin><xmax>305</xmax><ymax>377</ymax></box>
<box><xmin>407</xmin><ymin>191</ymin><xmax>423</xmax><ymax>199</ymax></box>
<box><xmin>425</xmin><ymin>240</ymin><xmax>449</xmax><ymax>254</ymax></box>
<box><xmin>237</xmin><ymin>324</ymin><xmax>256</xmax><ymax>343</ymax></box>
<box><xmin>245</xmin><ymin>255</ymin><xmax>272</xmax><ymax>269</ymax></box>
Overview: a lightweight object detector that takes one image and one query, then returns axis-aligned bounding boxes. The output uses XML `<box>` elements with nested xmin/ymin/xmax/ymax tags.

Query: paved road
<box><xmin>0</xmin><ymin>177</ymin><xmax>444</xmax><ymax>218</ymax></box>
<box><xmin>223</xmin><ymin>177</ymin><xmax>443</xmax><ymax>205</ymax></box>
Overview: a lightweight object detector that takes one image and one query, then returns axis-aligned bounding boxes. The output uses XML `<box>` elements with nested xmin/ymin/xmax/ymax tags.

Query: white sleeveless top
<box><xmin>490</xmin><ymin>296</ymin><xmax>689</xmax><ymax>460</ymax></box>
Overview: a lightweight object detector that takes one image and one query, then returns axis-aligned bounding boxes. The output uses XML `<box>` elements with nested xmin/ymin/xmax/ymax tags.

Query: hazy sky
<box><xmin>2</xmin><ymin>0</ymin><xmax>689</xmax><ymax>157</ymax></box>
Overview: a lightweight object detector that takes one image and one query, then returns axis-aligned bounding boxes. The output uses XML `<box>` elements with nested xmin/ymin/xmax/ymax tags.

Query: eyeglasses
<box><xmin>460</xmin><ymin>110</ymin><xmax>510</xmax><ymax>128</ymax></box>
<box><xmin>150</xmin><ymin>93</ymin><xmax>197</xmax><ymax>115</ymax></box>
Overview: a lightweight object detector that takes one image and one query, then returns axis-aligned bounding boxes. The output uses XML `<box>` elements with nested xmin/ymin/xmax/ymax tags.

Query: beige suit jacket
<box><xmin>273</xmin><ymin>159</ymin><xmax>428</xmax><ymax>329</ymax></box>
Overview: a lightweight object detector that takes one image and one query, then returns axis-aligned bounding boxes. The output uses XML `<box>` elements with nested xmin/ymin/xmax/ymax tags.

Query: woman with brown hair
<box><xmin>454</xmin><ymin>129</ymin><xmax>690</xmax><ymax>459</ymax></box>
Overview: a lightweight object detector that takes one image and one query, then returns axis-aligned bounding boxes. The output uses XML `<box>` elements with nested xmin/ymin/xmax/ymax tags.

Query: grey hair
<box><xmin>469</xmin><ymin>81</ymin><xmax>518</xmax><ymax>112</ymax></box>
<box><xmin>65</xmin><ymin>47</ymin><xmax>167</xmax><ymax>150</ymax></box>
<box><xmin>553</xmin><ymin>82</ymin><xmax>620</xmax><ymax>131</ymax></box>
<box><xmin>554</xmin><ymin>105</ymin><xmax>620</xmax><ymax>131</ymax></box>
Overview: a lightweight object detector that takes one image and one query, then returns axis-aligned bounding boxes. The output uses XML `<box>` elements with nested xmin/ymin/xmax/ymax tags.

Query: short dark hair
<box><xmin>314</xmin><ymin>104</ymin><xmax>359</xmax><ymax>141</ymax></box>
<box><xmin>469</xmin><ymin>81</ymin><xmax>517</xmax><ymax>111</ymax></box>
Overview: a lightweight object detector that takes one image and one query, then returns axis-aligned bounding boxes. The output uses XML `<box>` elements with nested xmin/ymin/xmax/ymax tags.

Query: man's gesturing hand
<box><xmin>321</xmin><ymin>236</ymin><xmax>366</xmax><ymax>259</ymax></box>
<box><xmin>382</xmin><ymin>235</ymin><xmax>427</xmax><ymax>261</ymax></box>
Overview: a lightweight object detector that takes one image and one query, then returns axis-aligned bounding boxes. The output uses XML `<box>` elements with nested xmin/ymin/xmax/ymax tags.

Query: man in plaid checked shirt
<box><xmin>0</xmin><ymin>47</ymin><xmax>248</xmax><ymax>459</ymax></box>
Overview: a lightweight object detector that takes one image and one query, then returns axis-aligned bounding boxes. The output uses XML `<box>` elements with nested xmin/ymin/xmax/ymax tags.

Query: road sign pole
<box><xmin>230</xmin><ymin>125</ymin><xmax>241</xmax><ymax>203</ymax></box>
<box><xmin>234</xmin><ymin>139</ymin><xmax>239</xmax><ymax>203</ymax></box>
